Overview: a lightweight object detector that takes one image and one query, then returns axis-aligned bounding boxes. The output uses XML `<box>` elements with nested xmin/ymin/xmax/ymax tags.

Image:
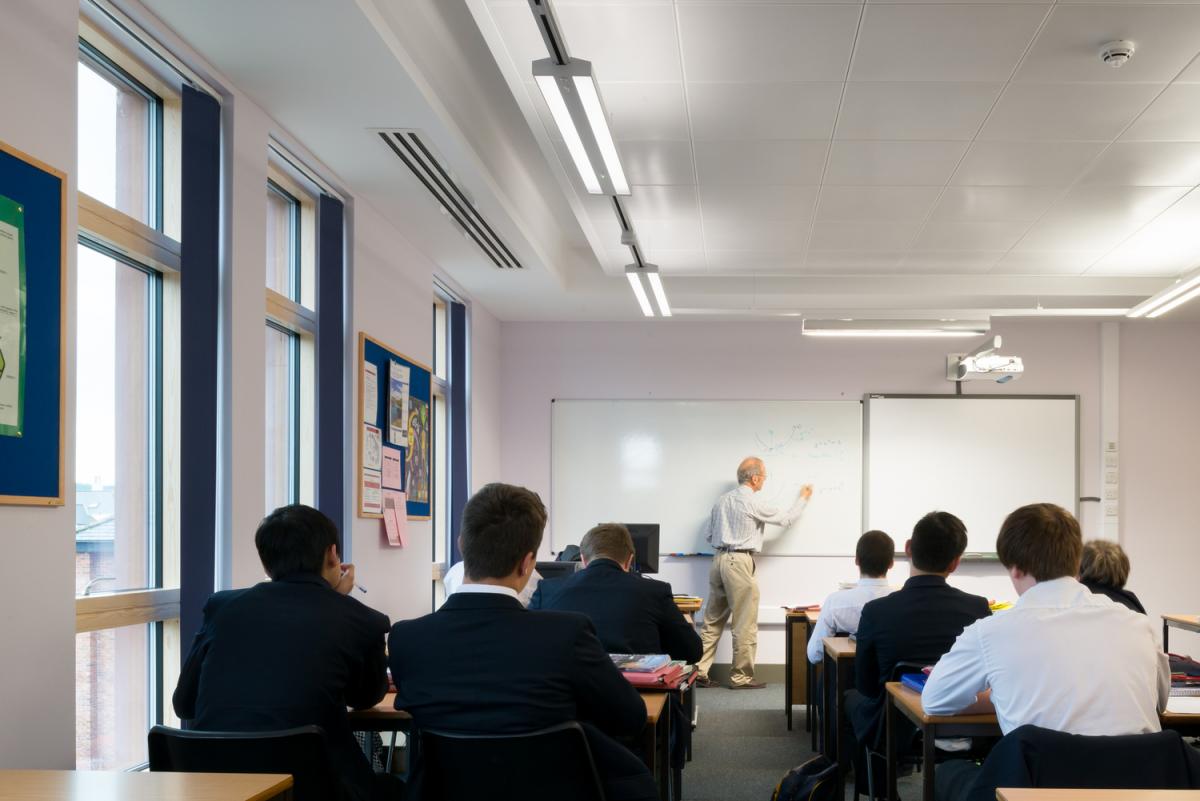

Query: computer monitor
<box><xmin>624</xmin><ymin>523</ymin><xmax>660</xmax><ymax>574</ymax></box>
<box><xmin>535</xmin><ymin>560</ymin><xmax>582</xmax><ymax>582</ymax></box>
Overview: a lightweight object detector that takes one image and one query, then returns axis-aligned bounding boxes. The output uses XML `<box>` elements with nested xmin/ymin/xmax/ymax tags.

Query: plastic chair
<box><xmin>419</xmin><ymin>721</ymin><xmax>607</xmax><ymax>801</ymax></box>
<box><xmin>148</xmin><ymin>724</ymin><xmax>342</xmax><ymax>801</ymax></box>
<box><xmin>858</xmin><ymin>661</ymin><xmax>928</xmax><ymax>801</ymax></box>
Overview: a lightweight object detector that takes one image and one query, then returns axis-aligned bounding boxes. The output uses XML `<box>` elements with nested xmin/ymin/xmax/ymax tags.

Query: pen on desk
<box><xmin>356</xmin><ymin>584</ymin><xmax>368</xmax><ymax>594</ymax></box>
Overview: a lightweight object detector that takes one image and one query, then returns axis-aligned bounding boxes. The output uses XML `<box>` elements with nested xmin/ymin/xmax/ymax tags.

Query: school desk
<box><xmin>1161</xmin><ymin>614</ymin><xmax>1200</xmax><ymax>652</ymax></box>
<box><xmin>822</xmin><ymin>636</ymin><xmax>858</xmax><ymax>796</ymax></box>
<box><xmin>0</xmin><ymin>770</ymin><xmax>292</xmax><ymax>801</ymax></box>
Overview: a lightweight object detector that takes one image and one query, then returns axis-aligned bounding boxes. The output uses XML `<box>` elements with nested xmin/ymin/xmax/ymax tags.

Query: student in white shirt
<box><xmin>442</xmin><ymin>559</ymin><xmax>542</xmax><ymax>607</ymax></box>
<box><xmin>922</xmin><ymin>503</ymin><xmax>1170</xmax><ymax>801</ymax></box>
<box><xmin>806</xmin><ymin>530</ymin><xmax>895</xmax><ymax>664</ymax></box>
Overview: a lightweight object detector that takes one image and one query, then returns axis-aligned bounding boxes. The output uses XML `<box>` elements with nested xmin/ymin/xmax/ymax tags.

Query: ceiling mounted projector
<box><xmin>947</xmin><ymin>335</ymin><xmax>1024</xmax><ymax>384</ymax></box>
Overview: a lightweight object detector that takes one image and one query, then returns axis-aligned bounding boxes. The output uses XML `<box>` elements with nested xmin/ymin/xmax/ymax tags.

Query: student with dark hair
<box><xmin>806</xmin><ymin>530</ymin><xmax>896</xmax><ymax>664</ymax></box>
<box><xmin>1079</xmin><ymin>539</ymin><xmax>1146</xmax><ymax>613</ymax></box>
<box><xmin>845</xmin><ymin>511</ymin><xmax>991</xmax><ymax>750</ymax></box>
<box><xmin>173</xmin><ymin>505</ymin><xmax>392</xmax><ymax>801</ymax></box>
<box><xmin>388</xmin><ymin>484</ymin><xmax>656</xmax><ymax>801</ymax></box>
<box><xmin>530</xmin><ymin>522</ymin><xmax>701</xmax><ymax>662</ymax></box>
<box><xmin>923</xmin><ymin>504</ymin><xmax>1168</xmax><ymax>801</ymax></box>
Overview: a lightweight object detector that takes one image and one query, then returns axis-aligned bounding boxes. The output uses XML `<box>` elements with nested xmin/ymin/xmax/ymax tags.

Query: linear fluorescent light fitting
<box><xmin>533</xmin><ymin>57</ymin><xmax>629</xmax><ymax>196</ymax></box>
<box><xmin>801</xmin><ymin>319</ymin><xmax>989</xmax><ymax>338</ymax></box>
<box><xmin>1127</xmin><ymin>266</ymin><xmax>1200</xmax><ymax>319</ymax></box>
<box><xmin>626</xmin><ymin>264</ymin><xmax>670</xmax><ymax>318</ymax></box>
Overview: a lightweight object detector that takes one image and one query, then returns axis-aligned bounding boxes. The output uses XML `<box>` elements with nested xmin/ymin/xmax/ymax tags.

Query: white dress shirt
<box><xmin>806</xmin><ymin>577</ymin><xmax>894</xmax><ymax>664</ymax></box>
<box><xmin>922</xmin><ymin>576</ymin><xmax>1169</xmax><ymax>736</ymax></box>
<box><xmin>442</xmin><ymin>562</ymin><xmax>542</xmax><ymax>607</ymax></box>
<box><xmin>705</xmin><ymin>485</ymin><xmax>808</xmax><ymax>552</ymax></box>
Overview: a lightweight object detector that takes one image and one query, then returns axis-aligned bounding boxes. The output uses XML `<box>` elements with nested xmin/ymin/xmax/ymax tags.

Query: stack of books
<box><xmin>611</xmin><ymin>654</ymin><xmax>687</xmax><ymax>687</ymax></box>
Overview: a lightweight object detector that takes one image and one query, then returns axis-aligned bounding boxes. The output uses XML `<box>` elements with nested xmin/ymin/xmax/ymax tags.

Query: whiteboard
<box><xmin>551</xmin><ymin>400</ymin><xmax>863</xmax><ymax>556</ymax></box>
<box><xmin>865</xmin><ymin>396</ymin><xmax>1078</xmax><ymax>555</ymax></box>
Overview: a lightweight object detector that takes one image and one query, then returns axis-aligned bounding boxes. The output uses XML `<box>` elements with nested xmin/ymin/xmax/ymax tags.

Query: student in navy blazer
<box><xmin>846</xmin><ymin>511</ymin><xmax>991</xmax><ymax>749</ymax></box>
<box><xmin>529</xmin><ymin>523</ymin><xmax>702</xmax><ymax>663</ymax></box>
<box><xmin>173</xmin><ymin>505</ymin><xmax>392</xmax><ymax>801</ymax></box>
<box><xmin>388</xmin><ymin>484</ymin><xmax>656</xmax><ymax>801</ymax></box>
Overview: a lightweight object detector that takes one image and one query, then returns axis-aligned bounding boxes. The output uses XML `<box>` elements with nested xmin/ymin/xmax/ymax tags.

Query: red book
<box><xmin>623</xmin><ymin>664</ymin><xmax>685</xmax><ymax>687</ymax></box>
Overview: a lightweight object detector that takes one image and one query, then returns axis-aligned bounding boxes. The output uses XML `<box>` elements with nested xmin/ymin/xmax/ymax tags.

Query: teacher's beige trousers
<box><xmin>696</xmin><ymin>550</ymin><xmax>760</xmax><ymax>687</ymax></box>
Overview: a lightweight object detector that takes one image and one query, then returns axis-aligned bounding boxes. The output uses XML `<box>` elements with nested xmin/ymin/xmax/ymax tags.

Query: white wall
<box><xmin>499</xmin><ymin>317</ymin><xmax>1197</xmax><ymax>665</ymax></box>
<box><xmin>0</xmin><ymin>0</ymin><xmax>78</xmax><ymax>769</ymax></box>
<box><xmin>1121</xmin><ymin>320</ymin><xmax>1200</xmax><ymax>656</ymax></box>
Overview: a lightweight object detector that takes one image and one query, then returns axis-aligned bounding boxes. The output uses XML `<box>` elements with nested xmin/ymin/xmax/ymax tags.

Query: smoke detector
<box><xmin>1099</xmin><ymin>40</ymin><xmax>1135</xmax><ymax>68</ymax></box>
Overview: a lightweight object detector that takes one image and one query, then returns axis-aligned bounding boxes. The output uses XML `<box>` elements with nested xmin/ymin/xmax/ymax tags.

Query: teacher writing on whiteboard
<box><xmin>695</xmin><ymin>457</ymin><xmax>813</xmax><ymax>689</ymax></box>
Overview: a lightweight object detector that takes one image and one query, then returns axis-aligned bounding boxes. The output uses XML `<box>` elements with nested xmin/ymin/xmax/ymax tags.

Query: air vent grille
<box><xmin>378</xmin><ymin>130</ymin><xmax>522</xmax><ymax>269</ymax></box>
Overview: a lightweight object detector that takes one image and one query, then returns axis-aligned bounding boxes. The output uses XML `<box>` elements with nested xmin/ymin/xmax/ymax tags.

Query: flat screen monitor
<box><xmin>535</xmin><ymin>561</ymin><xmax>582</xmax><ymax>582</ymax></box>
<box><xmin>624</xmin><ymin>523</ymin><xmax>660</xmax><ymax>574</ymax></box>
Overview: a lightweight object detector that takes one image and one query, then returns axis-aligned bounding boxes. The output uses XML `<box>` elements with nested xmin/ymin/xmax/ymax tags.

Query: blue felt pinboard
<box><xmin>0</xmin><ymin>141</ymin><xmax>65</xmax><ymax>505</ymax></box>
<box><xmin>358</xmin><ymin>333</ymin><xmax>431</xmax><ymax>519</ymax></box>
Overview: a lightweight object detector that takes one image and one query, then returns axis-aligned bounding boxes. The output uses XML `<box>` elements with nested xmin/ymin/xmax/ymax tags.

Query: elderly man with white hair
<box><xmin>695</xmin><ymin>457</ymin><xmax>812</xmax><ymax>689</ymax></box>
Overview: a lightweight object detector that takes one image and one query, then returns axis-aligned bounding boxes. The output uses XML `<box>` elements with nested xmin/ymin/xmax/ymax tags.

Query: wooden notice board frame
<box><xmin>357</xmin><ymin>332</ymin><xmax>432</xmax><ymax>520</ymax></box>
<box><xmin>0</xmin><ymin>140</ymin><xmax>67</xmax><ymax>506</ymax></box>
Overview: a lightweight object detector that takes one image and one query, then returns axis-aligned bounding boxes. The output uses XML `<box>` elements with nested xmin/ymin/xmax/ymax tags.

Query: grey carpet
<box><xmin>682</xmin><ymin>684</ymin><xmax>925</xmax><ymax>801</ymax></box>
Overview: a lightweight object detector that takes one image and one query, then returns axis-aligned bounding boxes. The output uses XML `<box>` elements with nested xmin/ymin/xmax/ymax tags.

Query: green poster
<box><xmin>0</xmin><ymin>193</ymin><xmax>26</xmax><ymax>438</ymax></box>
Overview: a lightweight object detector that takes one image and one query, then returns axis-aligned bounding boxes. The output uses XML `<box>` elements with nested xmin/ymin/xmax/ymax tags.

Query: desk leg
<box><xmin>822</xmin><ymin>651</ymin><xmax>834</xmax><ymax>759</ymax></box>
<box><xmin>922</xmin><ymin>723</ymin><xmax>936</xmax><ymax>801</ymax></box>
<box><xmin>786</xmin><ymin>617</ymin><xmax>794</xmax><ymax>730</ymax></box>
<box><xmin>886</xmin><ymin>695</ymin><xmax>897</xmax><ymax>801</ymax></box>
<box><xmin>662</xmin><ymin>700</ymin><xmax>674</xmax><ymax>801</ymax></box>
<box><xmin>836</xmin><ymin>659</ymin><xmax>852</xmax><ymax>801</ymax></box>
<box><xmin>1164</xmin><ymin>620</ymin><xmax>1170</xmax><ymax>652</ymax></box>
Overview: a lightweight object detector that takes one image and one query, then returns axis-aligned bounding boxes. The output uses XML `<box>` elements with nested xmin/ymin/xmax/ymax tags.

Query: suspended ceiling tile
<box><xmin>835</xmin><ymin>82</ymin><xmax>1002</xmax><ymax>141</ymax></box>
<box><xmin>1015</xmin><ymin>5</ymin><xmax>1200</xmax><ymax>84</ymax></box>
<box><xmin>694</xmin><ymin>140</ymin><xmax>828</xmax><ymax>185</ymax></box>
<box><xmin>677</xmin><ymin>4</ymin><xmax>860</xmax><ymax>83</ymax></box>
<box><xmin>825</xmin><ymin>141</ymin><xmax>969</xmax><ymax>186</ymax></box>
<box><xmin>979</xmin><ymin>83</ymin><xmax>1162</xmax><ymax>141</ymax></box>
<box><xmin>817</xmin><ymin>186</ymin><xmax>943</xmax><ymax>222</ymax></box>
<box><xmin>951</xmin><ymin>141</ymin><xmax>1107</xmax><ymax>186</ymax></box>
<box><xmin>688</xmin><ymin>82</ymin><xmax>843</xmax><ymax>141</ymax></box>
<box><xmin>931</xmin><ymin>186</ymin><xmax>1062</xmax><ymax>221</ymax></box>
<box><xmin>850</xmin><ymin>5</ymin><xmax>1047</xmax><ymax>82</ymax></box>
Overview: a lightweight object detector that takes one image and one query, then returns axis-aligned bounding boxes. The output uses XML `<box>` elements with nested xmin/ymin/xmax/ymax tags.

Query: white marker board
<box><xmin>551</xmin><ymin>400</ymin><xmax>864</xmax><ymax>556</ymax></box>
<box><xmin>865</xmin><ymin>396</ymin><xmax>1078</xmax><ymax>555</ymax></box>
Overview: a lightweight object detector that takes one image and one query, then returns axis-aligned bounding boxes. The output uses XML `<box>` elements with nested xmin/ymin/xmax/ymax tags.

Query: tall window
<box><xmin>264</xmin><ymin>166</ymin><xmax>316</xmax><ymax>513</ymax></box>
<box><xmin>75</xmin><ymin>24</ymin><xmax>182</xmax><ymax>772</ymax></box>
<box><xmin>432</xmin><ymin>295</ymin><xmax>451</xmax><ymax>608</ymax></box>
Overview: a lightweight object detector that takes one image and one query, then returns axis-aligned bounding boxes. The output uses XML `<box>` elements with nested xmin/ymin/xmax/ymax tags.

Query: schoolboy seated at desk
<box><xmin>922</xmin><ymin>503</ymin><xmax>1169</xmax><ymax>801</ymax></box>
<box><xmin>1078</xmin><ymin>539</ymin><xmax>1146</xmax><ymax>614</ymax></box>
<box><xmin>806</xmin><ymin>530</ymin><xmax>896</xmax><ymax>665</ymax></box>
<box><xmin>173</xmin><ymin>505</ymin><xmax>394</xmax><ymax>801</ymax></box>
<box><xmin>530</xmin><ymin>522</ymin><xmax>702</xmax><ymax>663</ymax></box>
<box><xmin>388</xmin><ymin>483</ymin><xmax>656</xmax><ymax>801</ymax></box>
<box><xmin>846</xmin><ymin>511</ymin><xmax>991</xmax><ymax>751</ymax></box>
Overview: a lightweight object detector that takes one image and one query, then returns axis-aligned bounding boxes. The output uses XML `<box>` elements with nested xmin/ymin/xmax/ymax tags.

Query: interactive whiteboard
<box><xmin>865</xmin><ymin>396</ymin><xmax>1078</xmax><ymax>555</ymax></box>
<box><xmin>551</xmin><ymin>400</ymin><xmax>863</xmax><ymax>556</ymax></box>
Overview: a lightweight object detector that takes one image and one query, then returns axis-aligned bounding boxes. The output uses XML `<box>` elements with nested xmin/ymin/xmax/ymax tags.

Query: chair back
<box><xmin>419</xmin><ymin>721</ymin><xmax>606</xmax><ymax>801</ymax></box>
<box><xmin>148</xmin><ymin>724</ymin><xmax>342</xmax><ymax>801</ymax></box>
<box><xmin>967</xmin><ymin>725</ymin><xmax>1200</xmax><ymax>801</ymax></box>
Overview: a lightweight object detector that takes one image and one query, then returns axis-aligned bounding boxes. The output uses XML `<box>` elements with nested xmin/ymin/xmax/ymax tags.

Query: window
<box><xmin>264</xmin><ymin>163</ymin><xmax>317</xmax><ymax>513</ymax></box>
<box><xmin>75</xmin><ymin>25</ymin><xmax>182</xmax><ymax>772</ymax></box>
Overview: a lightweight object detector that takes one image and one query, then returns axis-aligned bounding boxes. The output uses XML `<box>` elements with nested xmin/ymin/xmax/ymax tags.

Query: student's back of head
<box><xmin>460</xmin><ymin>483</ymin><xmax>547</xmax><ymax>581</ymax></box>
<box><xmin>997</xmin><ymin>502</ymin><xmax>1082</xmax><ymax>582</ymax></box>
<box><xmin>856</xmin><ymin>530</ymin><xmax>894</xmax><ymax>578</ymax></box>
<box><xmin>1078</xmin><ymin>539</ymin><xmax>1130</xmax><ymax>589</ymax></box>
<box><xmin>909</xmin><ymin>511</ymin><xmax>968</xmax><ymax>573</ymax></box>
<box><xmin>255</xmin><ymin>504</ymin><xmax>339</xmax><ymax>579</ymax></box>
<box><xmin>580</xmin><ymin>523</ymin><xmax>635</xmax><ymax>566</ymax></box>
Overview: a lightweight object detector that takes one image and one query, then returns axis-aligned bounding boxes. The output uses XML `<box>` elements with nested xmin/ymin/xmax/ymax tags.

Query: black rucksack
<box><xmin>771</xmin><ymin>755</ymin><xmax>840</xmax><ymax>801</ymax></box>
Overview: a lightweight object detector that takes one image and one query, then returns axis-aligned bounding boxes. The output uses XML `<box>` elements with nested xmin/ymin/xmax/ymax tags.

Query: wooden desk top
<box><xmin>1162</xmin><ymin>614</ymin><xmax>1200</xmax><ymax>631</ymax></box>
<box><xmin>0</xmin><ymin>770</ymin><xmax>292</xmax><ymax>801</ymax></box>
<box><xmin>998</xmin><ymin>791</ymin><xmax>1200</xmax><ymax>801</ymax></box>
<box><xmin>886</xmin><ymin>682</ymin><xmax>1000</xmax><ymax>726</ymax></box>
<box><xmin>823</xmin><ymin>636</ymin><xmax>857</xmax><ymax>659</ymax></box>
<box><xmin>348</xmin><ymin>693</ymin><xmax>413</xmax><ymax>721</ymax></box>
<box><xmin>640</xmin><ymin>691</ymin><xmax>667</xmax><ymax>724</ymax></box>
<box><xmin>674</xmin><ymin>597</ymin><xmax>703</xmax><ymax>613</ymax></box>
